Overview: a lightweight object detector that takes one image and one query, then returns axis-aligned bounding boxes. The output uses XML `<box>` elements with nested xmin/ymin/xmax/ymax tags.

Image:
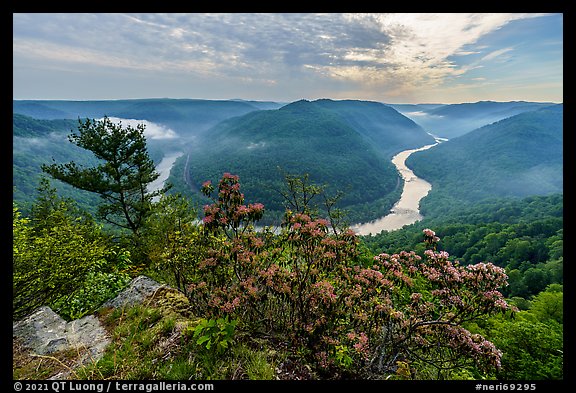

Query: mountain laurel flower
<box><xmin>201</xmin><ymin>180</ymin><xmax>214</xmax><ymax>196</ymax></box>
<box><xmin>352</xmin><ymin>332</ymin><xmax>370</xmax><ymax>360</ymax></box>
<box><xmin>314</xmin><ymin>280</ymin><xmax>337</xmax><ymax>303</ymax></box>
<box><xmin>316</xmin><ymin>218</ymin><xmax>330</xmax><ymax>227</ymax></box>
<box><xmin>249</xmin><ymin>202</ymin><xmax>265</xmax><ymax>212</ymax></box>
<box><xmin>202</xmin><ymin>215</ymin><xmax>214</xmax><ymax>224</ymax></box>
<box><xmin>222</xmin><ymin>296</ymin><xmax>241</xmax><ymax>313</ymax></box>
<box><xmin>222</xmin><ymin>172</ymin><xmax>239</xmax><ymax>181</ymax></box>
<box><xmin>438</xmin><ymin>250</ymin><xmax>450</xmax><ymax>259</ymax></box>
<box><xmin>494</xmin><ymin>299</ymin><xmax>509</xmax><ymax>309</ymax></box>
<box><xmin>423</xmin><ymin>228</ymin><xmax>436</xmax><ymax>237</ymax></box>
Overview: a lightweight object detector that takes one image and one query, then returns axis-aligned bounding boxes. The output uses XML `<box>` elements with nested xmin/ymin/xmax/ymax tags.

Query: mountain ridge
<box><xmin>176</xmin><ymin>98</ymin><xmax>412</xmax><ymax>225</ymax></box>
<box><xmin>394</xmin><ymin>100</ymin><xmax>557</xmax><ymax>139</ymax></box>
<box><xmin>406</xmin><ymin>104</ymin><xmax>563</xmax><ymax>218</ymax></box>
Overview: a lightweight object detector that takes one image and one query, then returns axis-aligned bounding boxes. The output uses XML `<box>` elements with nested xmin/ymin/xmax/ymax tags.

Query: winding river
<box><xmin>150</xmin><ymin>136</ymin><xmax>444</xmax><ymax>235</ymax></box>
<box><xmin>351</xmin><ymin>140</ymin><xmax>441</xmax><ymax>236</ymax></box>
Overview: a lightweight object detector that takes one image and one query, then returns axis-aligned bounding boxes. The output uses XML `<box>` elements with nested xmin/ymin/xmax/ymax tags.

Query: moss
<box><xmin>76</xmin><ymin>287</ymin><xmax>202</xmax><ymax>380</ymax></box>
<box><xmin>147</xmin><ymin>287</ymin><xmax>193</xmax><ymax>317</ymax></box>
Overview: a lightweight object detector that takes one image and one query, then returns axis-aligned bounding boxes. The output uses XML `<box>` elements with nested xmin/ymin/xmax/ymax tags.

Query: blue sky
<box><xmin>13</xmin><ymin>13</ymin><xmax>563</xmax><ymax>104</ymax></box>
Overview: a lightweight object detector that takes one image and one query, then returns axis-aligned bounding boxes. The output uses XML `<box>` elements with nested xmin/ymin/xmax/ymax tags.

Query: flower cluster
<box><xmin>423</xmin><ymin>228</ymin><xmax>441</xmax><ymax>249</ymax></box>
<box><xmin>363</xmin><ymin>229</ymin><xmax>515</xmax><ymax>376</ymax></box>
<box><xmin>201</xmin><ymin>173</ymin><xmax>264</xmax><ymax>233</ymax></box>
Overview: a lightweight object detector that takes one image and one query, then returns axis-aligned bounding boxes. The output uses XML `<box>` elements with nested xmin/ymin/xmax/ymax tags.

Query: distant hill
<box><xmin>13</xmin><ymin>113</ymin><xmax>77</xmax><ymax>138</ymax></box>
<box><xmin>388</xmin><ymin>103</ymin><xmax>445</xmax><ymax>113</ymax></box>
<box><xmin>170</xmin><ymin>99</ymin><xmax>435</xmax><ymax>225</ymax></box>
<box><xmin>394</xmin><ymin>100</ymin><xmax>556</xmax><ymax>139</ymax></box>
<box><xmin>314</xmin><ymin>99</ymin><xmax>435</xmax><ymax>158</ymax></box>
<box><xmin>12</xmin><ymin>98</ymin><xmax>434</xmax><ymax>225</ymax></box>
<box><xmin>406</xmin><ymin>104</ymin><xmax>563</xmax><ymax>218</ymax></box>
<box><xmin>15</xmin><ymin>98</ymin><xmax>560</xmax><ymax>228</ymax></box>
<box><xmin>12</xmin><ymin>114</ymin><xmax>101</xmax><ymax>214</ymax></box>
<box><xmin>13</xmin><ymin>98</ymin><xmax>284</xmax><ymax>137</ymax></box>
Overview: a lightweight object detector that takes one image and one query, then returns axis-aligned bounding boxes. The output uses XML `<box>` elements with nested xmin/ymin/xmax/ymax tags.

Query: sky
<box><xmin>13</xmin><ymin>13</ymin><xmax>563</xmax><ymax>104</ymax></box>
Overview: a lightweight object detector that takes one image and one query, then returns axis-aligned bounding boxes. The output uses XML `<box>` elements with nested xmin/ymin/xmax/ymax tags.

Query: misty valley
<box><xmin>13</xmin><ymin>98</ymin><xmax>563</xmax><ymax>381</ymax></box>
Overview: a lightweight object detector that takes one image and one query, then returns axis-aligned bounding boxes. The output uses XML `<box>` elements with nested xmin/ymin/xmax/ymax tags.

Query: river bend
<box><xmin>351</xmin><ymin>142</ymin><xmax>439</xmax><ymax>235</ymax></box>
<box><xmin>150</xmin><ymin>138</ymin><xmax>442</xmax><ymax>235</ymax></box>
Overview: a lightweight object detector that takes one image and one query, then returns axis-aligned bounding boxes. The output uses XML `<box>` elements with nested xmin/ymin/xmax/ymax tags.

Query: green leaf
<box><xmin>196</xmin><ymin>335</ymin><xmax>210</xmax><ymax>346</ymax></box>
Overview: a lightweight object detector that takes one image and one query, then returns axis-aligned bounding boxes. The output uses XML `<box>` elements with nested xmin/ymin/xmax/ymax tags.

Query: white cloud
<box><xmin>481</xmin><ymin>47</ymin><xmax>514</xmax><ymax>62</ymax></box>
<box><xmin>318</xmin><ymin>13</ymin><xmax>546</xmax><ymax>89</ymax></box>
<box><xmin>104</xmin><ymin>117</ymin><xmax>178</xmax><ymax>140</ymax></box>
<box><xmin>13</xmin><ymin>13</ymin><xmax>560</xmax><ymax>102</ymax></box>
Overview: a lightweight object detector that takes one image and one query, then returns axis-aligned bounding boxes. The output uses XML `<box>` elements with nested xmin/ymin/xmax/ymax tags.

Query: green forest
<box><xmin>168</xmin><ymin>99</ymin><xmax>434</xmax><ymax>226</ymax></box>
<box><xmin>406</xmin><ymin>105</ymin><xmax>563</xmax><ymax>218</ymax></box>
<box><xmin>13</xmin><ymin>117</ymin><xmax>563</xmax><ymax>381</ymax></box>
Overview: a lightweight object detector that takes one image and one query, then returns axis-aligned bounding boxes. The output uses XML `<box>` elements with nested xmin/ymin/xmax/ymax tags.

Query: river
<box><xmin>351</xmin><ymin>139</ymin><xmax>442</xmax><ymax>236</ymax></box>
<box><xmin>150</xmin><ymin>135</ymin><xmax>443</xmax><ymax>234</ymax></box>
<box><xmin>148</xmin><ymin>151</ymin><xmax>185</xmax><ymax>202</ymax></box>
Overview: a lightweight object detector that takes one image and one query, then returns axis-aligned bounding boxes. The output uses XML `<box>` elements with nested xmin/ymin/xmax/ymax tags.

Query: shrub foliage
<box><xmin>158</xmin><ymin>173</ymin><xmax>515</xmax><ymax>379</ymax></box>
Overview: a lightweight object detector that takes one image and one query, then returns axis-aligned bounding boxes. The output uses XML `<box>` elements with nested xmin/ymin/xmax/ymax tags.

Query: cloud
<box><xmin>481</xmin><ymin>47</ymin><xmax>514</xmax><ymax>62</ymax></box>
<box><xmin>104</xmin><ymin>117</ymin><xmax>178</xmax><ymax>140</ymax></box>
<box><xmin>13</xmin><ymin>13</ymin><xmax>559</xmax><ymax>102</ymax></box>
<box><xmin>316</xmin><ymin>14</ymin><xmax>541</xmax><ymax>86</ymax></box>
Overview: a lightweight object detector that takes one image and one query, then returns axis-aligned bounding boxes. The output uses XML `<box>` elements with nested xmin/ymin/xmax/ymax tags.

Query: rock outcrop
<box><xmin>13</xmin><ymin>306</ymin><xmax>110</xmax><ymax>357</ymax></box>
<box><xmin>102</xmin><ymin>275</ymin><xmax>165</xmax><ymax>309</ymax></box>
<box><xmin>13</xmin><ymin>275</ymin><xmax>166</xmax><ymax>379</ymax></box>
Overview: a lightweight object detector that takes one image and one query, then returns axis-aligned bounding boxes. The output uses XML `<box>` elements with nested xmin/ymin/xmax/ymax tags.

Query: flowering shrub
<box><xmin>200</xmin><ymin>173</ymin><xmax>264</xmax><ymax>236</ymax></box>
<box><xmin>368</xmin><ymin>230</ymin><xmax>514</xmax><ymax>378</ymax></box>
<box><xmin>185</xmin><ymin>175</ymin><xmax>513</xmax><ymax>379</ymax></box>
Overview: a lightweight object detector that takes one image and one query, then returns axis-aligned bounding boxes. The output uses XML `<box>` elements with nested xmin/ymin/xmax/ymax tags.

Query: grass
<box><xmin>14</xmin><ymin>284</ymin><xmax>292</xmax><ymax>380</ymax></box>
<box><xmin>13</xmin><ymin>338</ymin><xmax>82</xmax><ymax>380</ymax></box>
<box><xmin>73</xmin><ymin>287</ymin><xmax>283</xmax><ymax>380</ymax></box>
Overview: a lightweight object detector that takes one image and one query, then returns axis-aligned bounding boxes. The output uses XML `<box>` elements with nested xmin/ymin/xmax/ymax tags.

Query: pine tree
<box><xmin>42</xmin><ymin>116</ymin><xmax>165</xmax><ymax>236</ymax></box>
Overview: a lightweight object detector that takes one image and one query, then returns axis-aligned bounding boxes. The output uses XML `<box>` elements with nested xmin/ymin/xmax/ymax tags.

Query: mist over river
<box><xmin>351</xmin><ymin>139</ymin><xmax>442</xmax><ymax>235</ymax></box>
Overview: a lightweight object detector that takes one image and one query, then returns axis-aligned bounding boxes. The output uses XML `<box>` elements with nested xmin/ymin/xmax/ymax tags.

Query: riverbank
<box><xmin>351</xmin><ymin>141</ymin><xmax>439</xmax><ymax>235</ymax></box>
<box><xmin>151</xmin><ymin>137</ymin><xmax>441</xmax><ymax>236</ymax></box>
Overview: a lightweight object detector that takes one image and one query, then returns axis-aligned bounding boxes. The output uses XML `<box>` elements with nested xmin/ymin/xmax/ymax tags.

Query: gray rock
<box><xmin>13</xmin><ymin>306</ymin><xmax>111</xmax><ymax>357</ymax></box>
<box><xmin>13</xmin><ymin>275</ymin><xmax>165</xmax><ymax>379</ymax></box>
<box><xmin>66</xmin><ymin>314</ymin><xmax>111</xmax><ymax>360</ymax></box>
<box><xmin>102</xmin><ymin>275</ymin><xmax>164</xmax><ymax>309</ymax></box>
<box><xmin>13</xmin><ymin>306</ymin><xmax>68</xmax><ymax>355</ymax></box>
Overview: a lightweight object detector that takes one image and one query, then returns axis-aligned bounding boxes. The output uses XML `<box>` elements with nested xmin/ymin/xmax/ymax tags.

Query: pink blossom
<box><xmin>410</xmin><ymin>293</ymin><xmax>423</xmax><ymax>303</ymax></box>
<box><xmin>249</xmin><ymin>202</ymin><xmax>265</xmax><ymax>212</ymax></box>
<box><xmin>316</xmin><ymin>218</ymin><xmax>330</xmax><ymax>227</ymax></box>
<box><xmin>202</xmin><ymin>215</ymin><xmax>214</xmax><ymax>224</ymax></box>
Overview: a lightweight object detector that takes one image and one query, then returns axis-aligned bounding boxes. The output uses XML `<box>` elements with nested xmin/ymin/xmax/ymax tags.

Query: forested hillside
<box><xmin>313</xmin><ymin>99</ymin><xmax>435</xmax><ymax>157</ymax></box>
<box><xmin>13</xmin><ymin>98</ymin><xmax>283</xmax><ymax>137</ymax></box>
<box><xmin>170</xmin><ymin>100</ymin><xmax>403</xmax><ymax>225</ymax></box>
<box><xmin>13</xmin><ymin>114</ymin><xmax>102</xmax><ymax>214</ymax></box>
<box><xmin>168</xmin><ymin>99</ymin><xmax>434</xmax><ymax>225</ymax></box>
<box><xmin>406</xmin><ymin>104</ymin><xmax>563</xmax><ymax>219</ymax></box>
<box><xmin>362</xmin><ymin>193</ymin><xmax>563</xmax><ymax>299</ymax></box>
<box><xmin>12</xmin><ymin>99</ymin><xmax>282</xmax><ymax>214</ymax></box>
